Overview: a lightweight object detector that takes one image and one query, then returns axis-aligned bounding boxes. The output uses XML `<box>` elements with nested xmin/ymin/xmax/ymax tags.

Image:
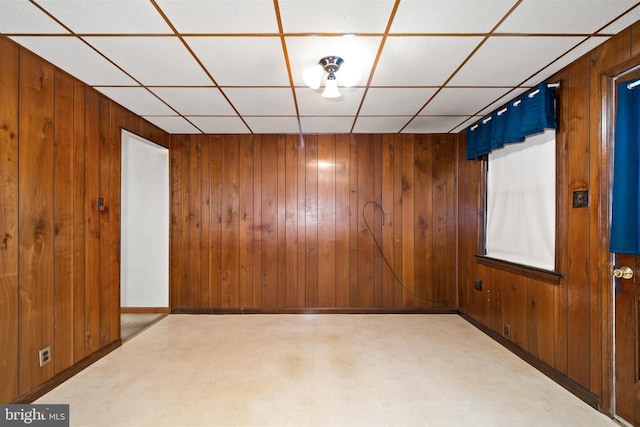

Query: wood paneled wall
<box><xmin>0</xmin><ymin>36</ymin><xmax>169</xmax><ymax>403</ymax></box>
<box><xmin>457</xmin><ymin>23</ymin><xmax>640</xmax><ymax>409</ymax></box>
<box><xmin>170</xmin><ymin>133</ymin><xmax>457</xmax><ymax>310</ymax></box>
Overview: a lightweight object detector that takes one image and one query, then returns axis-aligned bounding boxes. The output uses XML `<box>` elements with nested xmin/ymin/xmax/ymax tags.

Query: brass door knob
<box><xmin>613</xmin><ymin>266</ymin><xmax>634</xmax><ymax>279</ymax></box>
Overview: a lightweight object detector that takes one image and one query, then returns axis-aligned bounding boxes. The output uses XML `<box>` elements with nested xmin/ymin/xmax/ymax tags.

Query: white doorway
<box><xmin>120</xmin><ymin>130</ymin><xmax>169</xmax><ymax>336</ymax></box>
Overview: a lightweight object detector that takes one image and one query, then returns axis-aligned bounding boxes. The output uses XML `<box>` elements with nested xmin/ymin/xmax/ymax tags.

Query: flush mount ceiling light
<box><xmin>302</xmin><ymin>56</ymin><xmax>360</xmax><ymax>99</ymax></box>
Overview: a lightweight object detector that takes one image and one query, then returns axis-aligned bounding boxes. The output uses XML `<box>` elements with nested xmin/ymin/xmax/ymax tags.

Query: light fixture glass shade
<box><xmin>302</xmin><ymin>64</ymin><xmax>323</xmax><ymax>89</ymax></box>
<box><xmin>338</xmin><ymin>61</ymin><xmax>360</xmax><ymax>87</ymax></box>
<box><xmin>322</xmin><ymin>78</ymin><xmax>341</xmax><ymax>98</ymax></box>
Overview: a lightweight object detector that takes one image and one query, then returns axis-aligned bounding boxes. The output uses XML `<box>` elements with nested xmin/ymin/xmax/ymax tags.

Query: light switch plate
<box><xmin>572</xmin><ymin>190</ymin><xmax>589</xmax><ymax>208</ymax></box>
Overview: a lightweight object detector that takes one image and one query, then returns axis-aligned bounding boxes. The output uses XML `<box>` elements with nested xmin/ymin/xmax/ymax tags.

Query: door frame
<box><xmin>119</xmin><ymin>129</ymin><xmax>170</xmax><ymax>313</ymax></box>
<box><xmin>600</xmin><ymin>58</ymin><xmax>640</xmax><ymax>420</ymax></box>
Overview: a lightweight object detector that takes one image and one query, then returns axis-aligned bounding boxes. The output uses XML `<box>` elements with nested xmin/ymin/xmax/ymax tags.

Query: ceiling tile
<box><xmin>476</xmin><ymin>86</ymin><xmax>529</xmax><ymax>116</ymax></box>
<box><xmin>497</xmin><ymin>1</ymin><xmax>640</xmax><ymax>34</ymax></box>
<box><xmin>521</xmin><ymin>37</ymin><xmax>610</xmax><ymax>86</ymax></box>
<box><xmin>84</xmin><ymin>36</ymin><xmax>211</xmax><ymax>86</ymax></box>
<box><xmin>187</xmin><ymin>116</ymin><xmax>250</xmax><ymax>133</ymax></box>
<box><xmin>402</xmin><ymin>116</ymin><xmax>469</xmax><ymax>133</ymax></box>
<box><xmin>243</xmin><ymin>117</ymin><xmax>301</xmax><ymax>134</ymax></box>
<box><xmin>34</xmin><ymin>0</ymin><xmax>172</xmax><ymax>34</ymax></box>
<box><xmin>143</xmin><ymin>116</ymin><xmax>202</xmax><ymax>134</ymax></box>
<box><xmin>448</xmin><ymin>36</ymin><xmax>585</xmax><ymax>86</ymax></box>
<box><xmin>599</xmin><ymin>5</ymin><xmax>640</xmax><ymax>34</ymax></box>
<box><xmin>296</xmin><ymin>87</ymin><xmax>366</xmax><ymax>116</ymax></box>
<box><xmin>9</xmin><ymin>36</ymin><xmax>137</xmax><ymax>85</ymax></box>
<box><xmin>286</xmin><ymin>35</ymin><xmax>381</xmax><ymax>88</ymax></box>
<box><xmin>352</xmin><ymin>116</ymin><xmax>412</xmax><ymax>133</ymax></box>
<box><xmin>186</xmin><ymin>37</ymin><xmax>290</xmax><ymax>86</ymax></box>
<box><xmin>155</xmin><ymin>0</ymin><xmax>279</xmax><ymax>34</ymax></box>
<box><xmin>279</xmin><ymin>0</ymin><xmax>395</xmax><ymax>33</ymax></box>
<box><xmin>372</xmin><ymin>36</ymin><xmax>483</xmax><ymax>86</ymax></box>
<box><xmin>94</xmin><ymin>87</ymin><xmax>175</xmax><ymax>115</ymax></box>
<box><xmin>391</xmin><ymin>0</ymin><xmax>518</xmax><ymax>33</ymax></box>
<box><xmin>452</xmin><ymin>116</ymin><xmax>482</xmax><ymax>133</ymax></box>
<box><xmin>300</xmin><ymin>117</ymin><xmax>355</xmax><ymax>134</ymax></box>
<box><xmin>359</xmin><ymin>88</ymin><xmax>438</xmax><ymax>116</ymax></box>
<box><xmin>223</xmin><ymin>88</ymin><xmax>296</xmax><ymax>116</ymax></box>
<box><xmin>0</xmin><ymin>0</ymin><xmax>69</xmax><ymax>33</ymax></box>
<box><xmin>421</xmin><ymin>87</ymin><xmax>512</xmax><ymax>116</ymax></box>
<box><xmin>150</xmin><ymin>88</ymin><xmax>236</xmax><ymax>115</ymax></box>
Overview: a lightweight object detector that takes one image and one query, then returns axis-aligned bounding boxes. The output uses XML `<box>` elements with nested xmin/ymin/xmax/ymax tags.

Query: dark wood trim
<box><xmin>459</xmin><ymin>311</ymin><xmax>600</xmax><ymax>409</ymax></box>
<box><xmin>11</xmin><ymin>340</ymin><xmax>122</xmax><ymax>404</ymax></box>
<box><xmin>475</xmin><ymin>254</ymin><xmax>563</xmax><ymax>284</ymax></box>
<box><xmin>171</xmin><ymin>307</ymin><xmax>458</xmax><ymax>315</ymax></box>
<box><xmin>598</xmin><ymin>56</ymin><xmax>640</xmax><ymax>417</ymax></box>
<box><xmin>121</xmin><ymin>307</ymin><xmax>171</xmax><ymax>314</ymax></box>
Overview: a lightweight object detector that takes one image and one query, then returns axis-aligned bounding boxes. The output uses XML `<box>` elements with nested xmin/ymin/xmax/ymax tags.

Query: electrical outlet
<box><xmin>473</xmin><ymin>279</ymin><xmax>482</xmax><ymax>291</ymax></box>
<box><xmin>39</xmin><ymin>346</ymin><xmax>51</xmax><ymax>367</ymax></box>
<box><xmin>503</xmin><ymin>324</ymin><xmax>511</xmax><ymax>338</ymax></box>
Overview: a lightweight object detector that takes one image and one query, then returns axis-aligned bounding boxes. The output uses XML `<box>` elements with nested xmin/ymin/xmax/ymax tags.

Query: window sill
<box><xmin>475</xmin><ymin>255</ymin><xmax>563</xmax><ymax>285</ymax></box>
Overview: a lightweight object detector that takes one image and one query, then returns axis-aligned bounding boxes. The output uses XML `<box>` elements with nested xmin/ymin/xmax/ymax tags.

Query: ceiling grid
<box><xmin>1</xmin><ymin>0</ymin><xmax>639</xmax><ymax>134</ymax></box>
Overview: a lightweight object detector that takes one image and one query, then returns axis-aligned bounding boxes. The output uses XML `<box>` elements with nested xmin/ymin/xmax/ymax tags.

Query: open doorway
<box><xmin>120</xmin><ymin>130</ymin><xmax>169</xmax><ymax>340</ymax></box>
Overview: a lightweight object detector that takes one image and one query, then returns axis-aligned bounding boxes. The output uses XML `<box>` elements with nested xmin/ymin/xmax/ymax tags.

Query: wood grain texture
<box><xmin>456</xmin><ymin>24</ymin><xmax>640</xmax><ymax>409</ymax></box>
<box><xmin>18</xmin><ymin>49</ymin><xmax>56</xmax><ymax>395</ymax></box>
<box><xmin>72</xmin><ymin>80</ymin><xmax>86</xmax><ymax>364</ymax></box>
<box><xmin>0</xmin><ymin>36</ymin><xmax>20</xmax><ymax>404</ymax></box>
<box><xmin>0</xmin><ymin>36</ymin><xmax>170</xmax><ymax>403</ymax></box>
<box><xmin>53</xmin><ymin>69</ymin><xmax>74</xmax><ymax>374</ymax></box>
<box><xmin>170</xmin><ymin>134</ymin><xmax>458</xmax><ymax>310</ymax></box>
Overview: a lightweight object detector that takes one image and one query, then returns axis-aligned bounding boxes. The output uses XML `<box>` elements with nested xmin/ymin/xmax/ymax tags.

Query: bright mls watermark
<box><xmin>0</xmin><ymin>405</ymin><xmax>68</xmax><ymax>426</ymax></box>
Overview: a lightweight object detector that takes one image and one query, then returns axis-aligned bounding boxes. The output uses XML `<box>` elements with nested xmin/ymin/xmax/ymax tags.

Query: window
<box><xmin>485</xmin><ymin>129</ymin><xmax>556</xmax><ymax>270</ymax></box>
<box><xmin>466</xmin><ymin>83</ymin><xmax>558</xmax><ymax>275</ymax></box>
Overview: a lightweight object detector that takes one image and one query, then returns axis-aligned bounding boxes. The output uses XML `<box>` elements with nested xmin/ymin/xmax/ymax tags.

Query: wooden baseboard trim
<box><xmin>458</xmin><ymin>311</ymin><xmax>600</xmax><ymax>409</ymax></box>
<box><xmin>121</xmin><ymin>307</ymin><xmax>170</xmax><ymax>314</ymax></box>
<box><xmin>12</xmin><ymin>339</ymin><xmax>122</xmax><ymax>404</ymax></box>
<box><xmin>171</xmin><ymin>307</ymin><xmax>458</xmax><ymax>315</ymax></box>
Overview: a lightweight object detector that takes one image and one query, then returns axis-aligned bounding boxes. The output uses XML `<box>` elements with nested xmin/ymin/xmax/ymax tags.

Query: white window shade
<box><xmin>485</xmin><ymin>129</ymin><xmax>556</xmax><ymax>270</ymax></box>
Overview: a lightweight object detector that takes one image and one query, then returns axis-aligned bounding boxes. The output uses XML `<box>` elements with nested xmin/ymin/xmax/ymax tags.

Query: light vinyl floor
<box><xmin>36</xmin><ymin>314</ymin><xmax>618</xmax><ymax>426</ymax></box>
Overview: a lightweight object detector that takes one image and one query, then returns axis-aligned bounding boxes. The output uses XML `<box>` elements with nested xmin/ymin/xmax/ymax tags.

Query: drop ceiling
<box><xmin>2</xmin><ymin>0</ymin><xmax>639</xmax><ymax>135</ymax></box>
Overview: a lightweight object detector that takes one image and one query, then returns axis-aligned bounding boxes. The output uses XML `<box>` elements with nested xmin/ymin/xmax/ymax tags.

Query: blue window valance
<box><xmin>466</xmin><ymin>82</ymin><xmax>557</xmax><ymax>160</ymax></box>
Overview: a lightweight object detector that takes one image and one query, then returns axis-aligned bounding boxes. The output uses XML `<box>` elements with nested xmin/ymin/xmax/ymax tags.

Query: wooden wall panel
<box><xmin>169</xmin><ymin>135</ymin><xmax>184</xmax><ymax>308</ymax></box>
<box><xmin>401</xmin><ymin>136</ymin><xmax>416</xmax><ymax>307</ymax></box>
<box><xmin>108</xmin><ymin>106</ymin><xmax>125</xmax><ymax>344</ymax></box>
<box><xmin>276</xmin><ymin>136</ymin><xmax>287</xmax><ymax>308</ymax></box>
<box><xmin>84</xmin><ymin>88</ymin><xmax>102</xmax><ymax>356</ymax></box>
<box><xmin>239</xmin><ymin>135</ymin><xmax>255</xmax><ymax>307</ymax></box>
<box><xmin>189</xmin><ymin>137</ymin><xmax>202</xmax><ymax>308</ymax></box>
<box><xmin>0</xmin><ymin>36</ymin><xmax>20</xmax><ymax>404</ymax></box>
<box><xmin>356</xmin><ymin>135</ymin><xmax>375</xmax><ymax>308</ymax></box>
<box><xmin>199</xmin><ymin>136</ymin><xmax>211</xmax><ymax>308</ymax></box>
<box><xmin>284</xmin><ymin>135</ymin><xmax>299</xmax><ymax>307</ymax></box>
<box><xmin>261</xmin><ymin>135</ymin><xmax>278</xmax><ymax>308</ymax></box>
<box><xmin>98</xmin><ymin>95</ymin><xmax>112</xmax><ymax>348</ymax></box>
<box><xmin>335</xmin><ymin>135</ymin><xmax>350</xmax><ymax>307</ymax></box>
<box><xmin>317</xmin><ymin>135</ymin><xmax>336</xmax><ymax>307</ymax></box>
<box><xmin>170</xmin><ymin>133</ymin><xmax>458</xmax><ymax>311</ymax></box>
<box><xmin>0</xmin><ymin>36</ymin><xmax>169</xmax><ymax>403</ymax></box>
<box><xmin>381</xmin><ymin>135</ymin><xmax>395</xmax><ymax>307</ymax></box>
<box><xmin>305</xmin><ymin>135</ymin><xmax>319</xmax><ymax>307</ymax></box>
<box><xmin>293</xmin><ymin>136</ymin><xmax>305</xmax><ymax>307</ymax></box>
<box><xmin>414</xmin><ymin>136</ymin><xmax>433</xmax><ymax>307</ymax></box>
<box><xmin>565</xmin><ymin>55</ymin><xmax>591</xmax><ymax>387</ymax></box>
<box><xmin>18</xmin><ymin>49</ymin><xmax>56</xmax><ymax>395</ymax></box>
<box><xmin>72</xmin><ymin>80</ymin><xmax>86</xmax><ymax>364</ymax></box>
<box><xmin>53</xmin><ymin>69</ymin><xmax>75</xmax><ymax>374</ymax></box>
